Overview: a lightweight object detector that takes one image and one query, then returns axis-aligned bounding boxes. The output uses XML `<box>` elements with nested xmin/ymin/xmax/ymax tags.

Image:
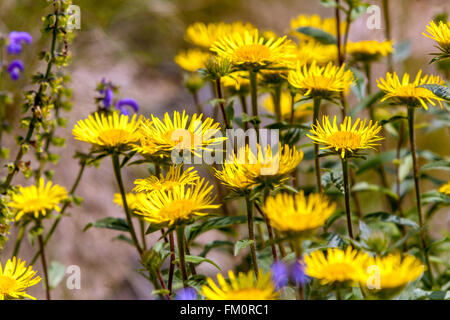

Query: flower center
<box><xmin>327</xmin><ymin>131</ymin><xmax>362</xmax><ymax>149</ymax></box>
<box><xmin>234</xmin><ymin>44</ymin><xmax>271</xmax><ymax>63</ymax></box>
<box><xmin>322</xmin><ymin>263</ymin><xmax>356</xmax><ymax>280</ymax></box>
<box><xmin>98</xmin><ymin>129</ymin><xmax>134</xmax><ymax>145</ymax></box>
<box><xmin>160</xmin><ymin>199</ymin><xmax>195</xmax><ymax>221</ymax></box>
<box><xmin>0</xmin><ymin>275</ymin><xmax>17</xmax><ymax>295</ymax></box>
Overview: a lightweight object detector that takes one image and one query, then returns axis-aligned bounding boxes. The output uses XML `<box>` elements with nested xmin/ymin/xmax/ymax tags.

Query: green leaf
<box><xmin>350</xmin><ymin>67</ymin><xmax>366</xmax><ymax>102</ymax></box>
<box><xmin>187</xmin><ymin>216</ymin><xmax>262</xmax><ymax>242</ymax></box>
<box><xmin>419</xmin><ymin>160</ymin><xmax>450</xmax><ymax>174</ymax></box>
<box><xmin>48</xmin><ymin>261</ymin><xmax>66</xmax><ymax>289</ymax></box>
<box><xmin>145</xmin><ymin>222</ymin><xmax>167</xmax><ymax>235</ymax></box>
<box><xmin>379</xmin><ymin>115</ymin><xmax>408</xmax><ymax>126</ymax></box>
<box><xmin>418</xmin><ymin>84</ymin><xmax>450</xmax><ymax>101</ymax></box>
<box><xmin>295</xmin><ymin>27</ymin><xmax>337</xmax><ymax>44</ymax></box>
<box><xmin>393</xmin><ymin>41</ymin><xmax>412</xmax><ymax>63</ymax></box>
<box><xmin>363</xmin><ymin>211</ymin><xmax>419</xmax><ymax>228</ymax></box>
<box><xmin>352</xmin><ymin>182</ymin><xmax>399</xmax><ymax>200</ymax></box>
<box><xmin>225</xmin><ymin>100</ymin><xmax>235</xmax><ymax>127</ymax></box>
<box><xmin>412</xmin><ymin>289</ymin><xmax>450</xmax><ymax>300</ymax></box>
<box><xmin>241</xmin><ymin>113</ymin><xmax>261</xmax><ymax>125</ymax></box>
<box><xmin>234</xmin><ymin>239</ymin><xmax>254</xmax><ymax>256</ymax></box>
<box><xmin>421</xmin><ymin>191</ymin><xmax>450</xmax><ymax>205</ymax></box>
<box><xmin>200</xmin><ymin>240</ymin><xmax>234</xmax><ymax>257</ymax></box>
<box><xmin>356</xmin><ymin>150</ymin><xmax>396</xmax><ymax>174</ymax></box>
<box><xmin>112</xmin><ymin>234</ymin><xmax>134</xmax><ymax>245</ymax></box>
<box><xmin>349</xmin><ymin>91</ymin><xmax>385</xmax><ymax>117</ymax></box>
<box><xmin>173</xmin><ymin>255</ymin><xmax>221</xmax><ymax>271</ymax></box>
<box><xmin>83</xmin><ymin>217</ymin><xmax>129</xmax><ymax>232</ymax></box>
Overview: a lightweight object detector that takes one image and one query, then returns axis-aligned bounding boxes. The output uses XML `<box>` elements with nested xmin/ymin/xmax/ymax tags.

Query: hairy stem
<box><xmin>341</xmin><ymin>156</ymin><xmax>354</xmax><ymax>239</ymax></box>
<box><xmin>176</xmin><ymin>226</ymin><xmax>188</xmax><ymax>287</ymax></box>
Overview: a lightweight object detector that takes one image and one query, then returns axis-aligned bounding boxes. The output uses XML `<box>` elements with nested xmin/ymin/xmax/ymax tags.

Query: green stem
<box><xmin>293</xmin><ymin>239</ymin><xmax>304</xmax><ymax>300</ymax></box>
<box><xmin>176</xmin><ymin>226</ymin><xmax>188</xmax><ymax>287</ymax></box>
<box><xmin>382</xmin><ymin>0</ymin><xmax>394</xmax><ymax>72</ymax></box>
<box><xmin>11</xmin><ymin>224</ymin><xmax>26</xmax><ymax>259</ymax></box>
<box><xmin>341</xmin><ymin>156</ymin><xmax>354</xmax><ymax>239</ymax></box>
<box><xmin>192</xmin><ymin>90</ymin><xmax>202</xmax><ymax>114</ymax></box>
<box><xmin>139</xmin><ymin>220</ymin><xmax>147</xmax><ymax>251</ymax></box>
<box><xmin>239</xmin><ymin>94</ymin><xmax>249</xmax><ymax>130</ymax></box>
<box><xmin>111</xmin><ymin>153</ymin><xmax>142</xmax><ymax>255</ymax></box>
<box><xmin>215</xmin><ymin>78</ymin><xmax>230</xmax><ymax>129</ymax></box>
<box><xmin>335</xmin><ymin>286</ymin><xmax>342</xmax><ymax>300</ymax></box>
<box><xmin>167</xmin><ymin>232</ymin><xmax>176</xmax><ymax>295</ymax></box>
<box><xmin>273</xmin><ymin>85</ymin><xmax>282</xmax><ymax>122</ymax></box>
<box><xmin>254</xmin><ymin>203</ymin><xmax>278</xmax><ymax>261</ymax></box>
<box><xmin>36</xmin><ymin>220</ymin><xmax>50</xmax><ymax>300</ymax></box>
<box><xmin>313</xmin><ymin>98</ymin><xmax>323</xmax><ymax>193</ymax></box>
<box><xmin>245</xmin><ymin>196</ymin><xmax>259</xmax><ymax>276</ymax></box>
<box><xmin>249</xmin><ymin>70</ymin><xmax>260</xmax><ymax>140</ymax></box>
<box><xmin>407</xmin><ymin>107</ymin><xmax>433</xmax><ymax>287</ymax></box>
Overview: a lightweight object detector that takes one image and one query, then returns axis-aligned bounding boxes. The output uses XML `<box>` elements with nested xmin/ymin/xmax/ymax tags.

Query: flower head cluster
<box><xmin>175</xmin><ymin>49</ymin><xmax>211</xmax><ymax>72</ymax></box>
<box><xmin>377</xmin><ymin>70</ymin><xmax>446</xmax><ymax>109</ymax></box>
<box><xmin>308</xmin><ymin>116</ymin><xmax>384</xmax><ymax>158</ymax></box>
<box><xmin>8</xmin><ymin>178</ymin><xmax>68</xmax><ymax>221</ymax></box>
<box><xmin>201</xmin><ymin>270</ymin><xmax>278</xmax><ymax>300</ymax></box>
<box><xmin>262</xmin><ymin>191</ymin><xmax>336</xmax><ymax>234</ymax></box>
<box><xmin>133</xmin><ymin>165</ymin><xmax>199</xmax><ymax>193</ymax></box>
<box><xmin>0</xmin><ymin>257</ymin><xmax>41</xmax><ymax>300</ymax></box>
<box><xmin>422</xmin><ymin>20</ymin><xmax>450</xmax><ymax>53</ymax></box>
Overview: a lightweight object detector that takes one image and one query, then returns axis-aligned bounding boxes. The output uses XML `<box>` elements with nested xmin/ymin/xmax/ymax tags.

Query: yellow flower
<box><xmin>221</xmin><ymin>71</ymin><xmax>250</xmax><ymax>92</ymax></box>
<box><xmin>210</xmin><ymin>30</ymin><xmax>296</xmax><ymax>69</ymax></box>
<box><xmin>290</xmin><ymin>14</ymin><xmax>345</xmax><ymax>42</ymax></box>
<box><xmin>308</xmin><ymin>116</ymin><xmax>384</xmax><ymax>158</ymax></box>
<box><xmin>262</xmin><ymin>191</ymin><xmax>336</xmax><ymax>234</ymax></box>
<box><xmin>113</xmin><ymin>193</ymin><xmax>139</xmax><ymax>211</ymax></box>
<box><xmin>304</xmin><ymin>247</ymin><xmax>371</xmax><ymax>285</ymax></box>
<box><xmin>73</xmin><ymin>112</ymin><xmax>142</xmax><ymax>149</ymax></box>
<box><xmin>438</xmin><ymin>181</ymin><xmax>450</xmax><ymax>195</ymax></box>
<box><xmin>201</xmin><ymin>270</ymin><xmax>278</xmax><ymax>300</ymax></box>
<box><xmin>263</xmin><ymin>90</ymin><xmax>313</xmax><ymax>121</ymax></box>
<box><xmin>133</xmin><ymin>165</ymin><xmax>199</xmax><ymax>193</ymax></box>
<box><xmin>9</xmin><ymin>178</ymin><xmax>68</xmax><ymax>221</ymax></box>
<box><xmin>346</xmin><ymin>40</ymin><xmax>393</xmax><ymax>62</ymax></box>
<box><xmin>215</xmin><ymin>143</ymin><xmax>303</xmax><ymax>191</ymax></box>
<box><xmin>377</xmin><ymin>70</ymin><xmax>445</xmax><ymax>109</ymax></box>
<box><xmin>294</xmin><ymin>41</ymin><xmax>338</xmax><ymax>66</ymax></box>
<box><xmin>174</xmin><ymin>49</ymin><xmax>211</xmax><ymax>72</ymax></box>
<box><xmin>422</xmin><ymin>20</ymin><xmax>450</xmax><ymax>52</ymax></box>
<box><xmin>134</xmin><ymin>178</ymin><xmax>219</xmax><ymax>226</ymax></box>
<box><xmin>362</xmin><ymin>253</ymin><xmax>424</xmax><ymax>292</ymax></box>
<box><xmin>134</xmin><ymin>111</ymin><xmax>225</xmax><ymax>158</ymax></box>
<box><xmin>0</xmin><ymin>257</ymin><xmax>41</xmax><ymax>300</ymax></box>
<box><xmin>288</xmin><ymin>61</ymin><xmax>354</xmax><ymax>99</ymax></box>
<box><xmin>185</xmin><ymin>21</ymin><xmax>256</xmax><ymax>48</ymax></box>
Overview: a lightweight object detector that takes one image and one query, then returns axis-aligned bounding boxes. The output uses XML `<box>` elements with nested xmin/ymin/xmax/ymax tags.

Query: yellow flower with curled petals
<box><xmin>0</xmin><ymin>257</ymin><xmax>41</xmax><ymax>300</ymax></box>
<box><xmin>113</xmin><ymin>193</ymin><xmax>139</xmax><ymax>211</ymax></box>
<box><xmin>262</xmin><ymin>191</ymin><xmax>336</xmax><ymax>234</ymax></box>
<box><xmin>9</xmin><ymin>178</ymin><xmax>68</xmax><ymax>221</ymax></box>
<box><xmin>422</xmin><ymin>20</ymin><xmax>450</xmax><ymax>53</ymax></box>
<box><xmin>377</xmin><ymin>70</ymin><xmax>446</xmax><ymax>109</ymax></box>
<box><xmin>133</xmin><ymin>165</ymin><xmax>199</xmax><ymax>193</ymax></box>
<box><xmin>134</xmin><ymin>178</ymin><xmax>219</xmax><ymax>226</ymax></box>
<box><xmin>201</xmin><ymin>270</ymin><xmax>278</xmax><ymax>300</ymax></box>
<box><xmin>308</xmin><ymin>116</ymin><xmax>384</xmax><ymax>158</ymax></box>
<box><xmin>175</xmin><ymin>49</ymin><xmax>211</xmax><ymax>72</ymax></box>
<box><xmin>72</xmin><ymin>112</ymin><xmax>142</xmax><ymax>149</ymax></box>
<box><xmin>288</xmin><ymin>61</ymin><xmax>354</xmax><ymax>99</ymax></box>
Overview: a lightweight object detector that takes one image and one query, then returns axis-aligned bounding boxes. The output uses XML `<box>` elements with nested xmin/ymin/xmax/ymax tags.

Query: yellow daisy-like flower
<box><xmin>422</xmin><ymin>20</ymin><xmax>450</xmax><ymax>52</ymax></box>
<box><xmin>0</xmin><ymin>257</ymin><xmax>41</xmax><ymax>300</ymax></box>
<box><xmin>185</xmin><ymin>21</ymin><xmax>256</xmax><ymax>49</ymax></box>
<box><xmin>438</xmin><ymin>181</ymin><xmax>450</xmax><ymax>195</ymax></box>
<box><xmin>362</xmin><ymin>253</ymin><xmax>424</xmax><ymax>292</ymax></box>
<box><xmin>133</xmin><ymin>165</ymin><xmax>199</xmax><ymax>193</ymax></box>
<box><xmin>288</xmin><ymin>61</ymin><xmax>354</xmax><ymax>99</ymax></box>
<box><xmin>346</xmin><ymin>40</ymin><xmax>393</xmax><ymax>62</ymax></box>
<box><xmin>134</xmin><ymin>111</ymin><xmax>226</xmax><ymax>158</ymax></box>
<box><xmin>262</xmin><ymin>191</ymin><xmax>336</xmax><ymax>234</ymax></box>
<box><xmin>377</xmin><ymin>70</ymin><xmax>445</xmax><ymax>109</ymax></box>
<box><xmin>113</xmin><ymin>192</ymin><xmax>139</xmax><ymax>211</ymax></box>
<box><xmin>304</xmin><ymin>247</ymin><xmax>371</xmax><ymax>285</ymax></box>
<box><xmin>294</xmin><ymin>41</ymin><xmax>338</xmax><ymax>66</ymax></box>
<box><xmin>210</xmin><ymin>30</ymin><xmax>296</xmax><ymax>69</ymax></box>
<box><xmin>263</xmin><ymin>90</ymin><xmax>313</xmax><ymax>121</ymax></box>
<box><xmin>9</xmin><ymin>178</ymin><xmax>68</xmax><ymax>221</ymax></box>
<box><xmin>201</xmin><ymin>270</ymin><xmax>278</xmax><ymax>300</ymax></box>
<box><xmin>73</xmin><ymin>112</ymin><xmax>142</xmax><ymax>149</ymax></box>
<box><xmin>290</xmin><ymin>14</ymin><xmax>346</xmax><ymax>42</ymax></box>
<box><xmin>134</xmin><ymin>178</ymin><xmax>219</xmax><ymax>226</ymax></box>
<box><xmin>174</xmin><ymin>49</ymin><xmax>211</xmax><ymax>72</ymax></box>
<box><xmin>215</xmin><ymin>143</ymin><xmax>304</xmax><ymax>191</ymax></box>
<box><xmin>308</xmin><ymin>116</ymin><xmax>384</xmax><ymax>158</ymax></box>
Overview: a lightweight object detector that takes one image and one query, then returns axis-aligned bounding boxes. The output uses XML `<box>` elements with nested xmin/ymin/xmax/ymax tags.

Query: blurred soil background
<box><xmin>0</xmin><ymin>0</ymin><xmax>448</xmax><ymax>299</ymax></box>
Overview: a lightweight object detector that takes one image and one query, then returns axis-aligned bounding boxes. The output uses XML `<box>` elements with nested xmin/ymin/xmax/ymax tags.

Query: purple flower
<box><xmin>99</xmin><ymin>78</ymin><xmax>114</xmax><ymax>108</ymax></box>
<box><xmin>7</xmin><ymin>60</ymin><xmax>24</xmax><ymax>81</ymax></box>
<box><xmin>291</xmin><ymin>260</ymin><xmax>307</xmax><ymax>286</ymax></box>
<box><xmin>271</xmin><ymin>261</ymin><xmax>289</xmax><ymax>289</ymax></box>
<box><xmin>7</xmin><ymin>32</ymin><xmax>33</xmax><ymax>55</ymax></box>
<box><xmin>116</xmin><ymin>98</ymin><xmax>139</xmax><ymax>116</ymax></box>
<box><xmin>175</xmin><ymin>287</ymin><xmax>197</xmax><ymax>300</ymax></box>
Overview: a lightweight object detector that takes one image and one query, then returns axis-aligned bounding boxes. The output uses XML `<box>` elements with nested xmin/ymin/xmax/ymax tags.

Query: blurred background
<box><xmin>0</xmin><ymin>0</ymin><xmax>449</xmax><ymax>299</ymax></box>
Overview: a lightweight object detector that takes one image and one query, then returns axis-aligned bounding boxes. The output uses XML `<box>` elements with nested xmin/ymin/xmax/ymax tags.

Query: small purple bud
<box><xmin>291</xmin><ymin>260</ymin><xmax>307</xmax><ymax>286</ymax></box>
<box><xmin>103</xmin><ymin>87</ymin><xmax>113</xmax><ymax>108</ymax></box>
<box><xmin>271</xmin><ymin>261</ymin><xmax>289</xmax><ymax>289</ymax></box>
<box><xmin>7</xmin><ymin>31</ymin><xmax>32</xmax><ymax>55</ymax></box>
<box><xmin>7</xmin><ymin>60</ymin><xmax>25</xmax><ymax>81</ymax></box>
<box><xmin>116</xmin><ymin>98</ymin><xmax>139</xmax><ymax>115</ymax></box>
<box><xmin>175</xmin><ymin>287</ymin><xmax>197</xmax><ymax>300</ymax></box>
